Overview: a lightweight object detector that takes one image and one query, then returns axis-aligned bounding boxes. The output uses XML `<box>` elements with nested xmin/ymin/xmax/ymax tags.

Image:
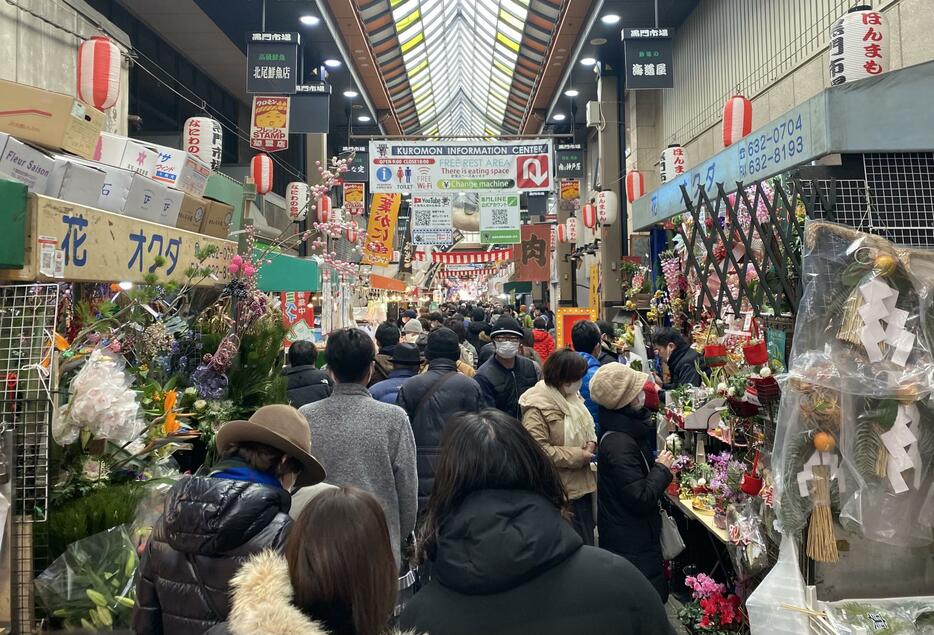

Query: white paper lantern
<box><xmin>317</xmin><ymin>195</ymin><xmax>332</xmax><ymax>224</ymax></box>
<box><xmin>625</xmin><ymin>170</ymin><xmax>645</xmax><ymax>203</ymax></box>
<box><xmin>565</xmin><ymin>216</ymin><xmax>578</xmax><ymax>243</ymax></box>
<box><xmin>829</xmin><ymin>5</ymin><xmax>889</xmax><ymax>86</ymax></box>
<box><xmin>722</xmin><ymin>94</ymin><xmax>752</xmax><ymax>148</ymax></box>
<box><xmin>184</xmin><ymin>117</ymin><xmax>223</xmax><ymax>170</ymax></box>
<box><xmin>286</xmin><ymin>182</ymin><xmax>309</xmax><ymax>218</ymax></box>
<box><xmin>659</xmin><ymin>144</ymin><xmax>687</xmax><ymax>183</ymax></box>
<box><xmin>251</xmin><ymin>153</ymin><xmax>274</xmax><ymax>194</ymax></box>
<box><xmin>77</xmin><ymin>36</ymin><xmax>121</xmax><ymax>110</ymax></box>
<box><xmin>581</xmin><ymin>203</ymin><xmax>597</xmax><ymax>229</ymax></box>
<box><xmin>595</xmin><ymin>190</ymin><xmax>619</xmax><ymax>226</ymax></box>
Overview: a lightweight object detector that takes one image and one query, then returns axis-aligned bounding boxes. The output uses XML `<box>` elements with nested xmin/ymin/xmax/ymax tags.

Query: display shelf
<box><xmin>667</xmin><ymin>492</ymin><xmax>730</xmax><ymax>545</ymax></box>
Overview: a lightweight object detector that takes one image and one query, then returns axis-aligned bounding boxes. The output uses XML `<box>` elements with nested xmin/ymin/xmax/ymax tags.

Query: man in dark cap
<box><xmin>475</xmin><ymin>316</ymin><xmax>540</xmax><ymax>419</ymax></box>
<box><xmin>370</xmin><ymin>343</ymin><xmax>422</xmax><ymax>405</ymax></box>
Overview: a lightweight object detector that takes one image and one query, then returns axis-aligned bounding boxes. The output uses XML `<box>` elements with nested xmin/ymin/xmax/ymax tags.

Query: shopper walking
<box><xmin>397</xmin><ymin>328</ymin><xmax>483</xmax><ymax>513</ymax></box>
<box><xmin>445</xmin><ymin>318</ymin><xmax>478</xmax><ymax>369</ymax></box>
<box><xmin>134</xmin><ymin>405</ymin><xmax>326</xmax><ymax>635</ymax></box>
<box><xmin>300</xmin><ymin>328</ymin><xmax>417</xmax><ymax>567</ymax></box>
<box><xmin>653</xmin><ymin>327</ymin><xmax>703</xmax><ymax>388</ymax></box>
<box><xmin>571</xmin><ymin>320</ymin><xmax>604</xmax><ymax>433</ymax></box>
<box><xmin>466</xmin><ymin>309</ymin><xmax>489</xmax><ymax>353</ymax></box>
<box><xmin>531</xmin><ymin>317</ymin><xmax>556</xmax><ymax>362</ymax></box>
<box><xmin>370</xmin><ymin>322</ymin><xmax>401</xmax><ymax>387</ymax></box>
<box><xmin>209</xmin><ymin>487</ymin><xmax>400</xmax><ymax>635</ymax></box>
<box><xmin>475</xmin><ymin>316</ymin><xmax>539</xmax><ymax>419</ymax></box>
<box><xmin>596</xmin><ymin>320</ymin><xmax>620</xmax><ymax>366</ymax></box>
<box><xmin>399</xmin><ymin>410</ymin><xmax>674</xmax><ymax>635</ymax></box>
<box><xmin>283</xmin><ymin>340</ymin><xmax>332</xmax><ymax>408</ymax></box>
<box><xmin>519</xmin><ymin>349</ymin><xmax>597</xmax><ymax>545</ymax></box>
<box><xmin>590</xmin><ymin>362</ymin><xmax>675</xmax><ymax>602</ymax></box>
<box><xmin>370</xmin><ymin>343</ymin><xmax>422</xmax><ymax>405</ymax></box>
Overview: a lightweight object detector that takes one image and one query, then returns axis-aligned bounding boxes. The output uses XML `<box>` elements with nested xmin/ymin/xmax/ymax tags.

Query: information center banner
<box><xmin>368</xmin><ymin>140</ymin><xmax>553</xmax><ymax>194</ymax></box>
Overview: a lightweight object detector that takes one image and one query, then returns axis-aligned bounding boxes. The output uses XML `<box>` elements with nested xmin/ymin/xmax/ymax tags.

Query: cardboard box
<box><xmin>149</xmin><ymin>144</ymin><xmax>211</xmax><ymax>197</ymax></box>
<box><xmin>0</xmin><ymin>132</ymin><xmax>54</xmax><ymax>192</ymax></box>
<box><xmin>123</xmin><ymin>177</ymin><xmax>183</xmax><ymax>227</ymax></box>
<box><xmin>0</xmin><ymin>80</ymin><xmax>104</xmax><ymax>159</ymax></box>
<box><xmin>176</xmin><ymin>193</ymin><xmax>209</xmax><ymax>232</ymax></box>
<box><xmin>94</xmin><ymin>132</ymin><xmax>157</xmax><ymax>178</ymax></box>
<box><xmin>201</xmin><ymin>198</ymin><xmax>234</xmax><ymax>238</ymax></box>
<box><xmin>45</xmin><ymin>154</ymin><xmax>106</xmax><ymax>207</ymax></box>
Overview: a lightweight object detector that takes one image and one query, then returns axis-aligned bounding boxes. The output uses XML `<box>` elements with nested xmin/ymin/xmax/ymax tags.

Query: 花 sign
<box><xmin>362</xmin><ymin>193</ymin><xmax>401</xmax><ymax>265</ymax></box>
<box><xmin>411</xmin><ymin>194</ymin><xmax>454</xmax><ymax>246</ymax></box>
<box><xmin>622</xmin><ymin>29</ymin><xmax>674</xmax><ymax>90</ymax></box>
<box><xmin>479</xmin><ymin>193</ymin><xmax>521</xmax><ymax>244</ymax></box>
<box><xmin>250</xmin><ymin>96</ymin><xmax>290</xmax><ymax>152</ymax></box>
<box><xmin>514</xmin><ymin>224</ymin><xmax>551</xmax><ymax>282</ymax></box>
<box><xmin>247</xmin><ymin>32</ymin><xmax>300</xmax><ymax>94</ymax></box>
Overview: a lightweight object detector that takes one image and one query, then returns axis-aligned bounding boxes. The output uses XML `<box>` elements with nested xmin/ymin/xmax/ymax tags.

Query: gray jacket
<box><xmin>300</xmin><ymin>383</ymin><xmax>418</xmax><ymax>566</ymax></box>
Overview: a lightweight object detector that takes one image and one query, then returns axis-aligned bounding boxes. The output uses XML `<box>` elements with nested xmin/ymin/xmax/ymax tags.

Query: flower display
<box><xmin>679</xmin><ymin>573</ymin><xmax>743</xmax><ymax>633</ymax></box>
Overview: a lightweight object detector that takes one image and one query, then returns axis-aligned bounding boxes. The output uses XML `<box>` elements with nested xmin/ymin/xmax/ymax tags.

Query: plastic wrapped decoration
<box><xmin>746</xmin><ymin>535</ymin><xmax>810</xmax><ymax>635</ymax></box>
<box><xmin>821</xmin><ymin>596</ymin><xmax>934</xmax><ymax>634</ymax></box>
<box><xmin>772</xmin><ymin>221</ymin><xmax>934</xmax><ymax>559</ymax></box>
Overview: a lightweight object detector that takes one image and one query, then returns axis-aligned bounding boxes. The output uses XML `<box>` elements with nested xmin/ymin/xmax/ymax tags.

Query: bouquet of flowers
<box><xmin>678</xmin><ymin>573</ymin><xmax>743</xmax><ymax>633</ymax></box>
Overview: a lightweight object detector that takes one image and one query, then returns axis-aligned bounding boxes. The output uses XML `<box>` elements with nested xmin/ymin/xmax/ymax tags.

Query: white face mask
<box><xmin>631</xmin><ymin>391</ymin><xmax>646</xmax><ymax>409</ymax></box>
<box><xmin>562</xmin><ymin>380</ymin><xmax>583</xmax><ymax>396</ymax></box>
<box><xmin>495</xmin><ymin>341</ymin><xmax>520</xmax><ymax>359</ymax></box>
<box><xmin>404</xmin><ymin>333</ymin><xmax>419</xmax><ymax>343</ymax></box>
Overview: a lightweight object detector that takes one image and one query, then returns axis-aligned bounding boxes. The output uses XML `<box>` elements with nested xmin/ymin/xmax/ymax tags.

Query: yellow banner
<box><xmin>589</xmin><ymin>262</ymin><xmax>601</xmax><ymax>315</ymax></box>
<box><xmin>362</xmin><ymin>193</ymin><xmax>401</xmax><ymax>266</ymax></box>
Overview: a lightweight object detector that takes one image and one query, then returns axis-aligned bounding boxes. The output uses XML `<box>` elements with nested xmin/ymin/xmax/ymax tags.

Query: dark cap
<box><xmin>402</xmin><ymin>309</ymin><xmax>418</xmax><ymax>319</ymax></box>
<box><xmin>425</xmin><ymin>327</ymin><xmax>461</xmax><ymax>362</ymax></box>
<box><xmin>490</xmin><ymin>316</ymin><xmax>524</xmax><ymax>339</ymax></box>
<box><xmin>392</xmin><ymin>342</ymin><xmax>422</xmax><ymax>366</ymax></box>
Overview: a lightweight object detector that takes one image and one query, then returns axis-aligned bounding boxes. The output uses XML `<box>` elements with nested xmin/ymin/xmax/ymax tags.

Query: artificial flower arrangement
<box><xmin>678</xmin><ymin>573</ymin><xmax>744</xmax><ymax>634</ymax></box>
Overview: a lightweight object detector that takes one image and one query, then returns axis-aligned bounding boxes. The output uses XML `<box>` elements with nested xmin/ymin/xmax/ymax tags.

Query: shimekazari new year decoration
<box><xmin>184</xmin><ymin>117</ymin><xmax>223</xmax><ymax>170</ymax></box>
<box><xmin>286</xmin><ymin>181</ymin><xmax>309</xmax><ymax>219</ymax></box>
<box><xmin>659</xmin><ymin>144</ymin><xmax>686</xmax><ymax>183</ymax></box>
<box><xmin>625</xmin><ymin>170</ymin><xmax>645</xmax><ymax>203</ymax></box>
<box><xmin>595</xmin><ymin>190</ymin><xmax>618</xmax><ymax>226</ymax></box>
<box><xmin>722</xmin><ymin>94</ymin><xmax>752</xmax><ymax>147</ymax></box>
<box><xmin>829</xmin><ymin>5</ymin><xmax>889</xmax><ymax>86</ymax></box>
<box><xmin>77</xmin><ymin>36</ymin><xmax>121</xmax><ymax>110</ymax></box>
<box><xmin>250</xmin><ymin>153</ymin><xmax>274</xmax><ymax>194</ymax></box>
<box><xmin>773</xmin><ymin>221</ymin><xmax>934</xmax><ymax>562</ymax></box>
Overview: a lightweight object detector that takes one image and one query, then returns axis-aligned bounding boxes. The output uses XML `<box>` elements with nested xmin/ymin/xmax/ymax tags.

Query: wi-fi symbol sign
<box><xmin>418</xmin><ymin>167</ymin><xmax>431</xmax><ymax>176</ymax></box>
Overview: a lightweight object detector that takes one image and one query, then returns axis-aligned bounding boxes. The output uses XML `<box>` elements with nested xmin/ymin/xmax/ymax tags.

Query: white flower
<box><xmin>759</xmin><ymin>367</ymin><xmax>772</xmax><ymax>378</ymax></box>
<box><xmin>717</xmin><ymin>382</ymin><xmax>728</xmax><ymax>393</ymax></box>
<box><xmin>727</xmin><ymin>387</ymin><xmax>737</xmax><ymax>397</ymax></box>
<box><xmin>697</xmin><ymin>478</ymin><xmax>707</xmax><ymax>487</ymax></box>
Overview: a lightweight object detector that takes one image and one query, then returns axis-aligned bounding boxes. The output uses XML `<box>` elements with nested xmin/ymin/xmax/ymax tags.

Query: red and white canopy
<box><xmin>415</xmin><ymin>248</ymin><xmax>513</xmax><ymax>264</ymax></box>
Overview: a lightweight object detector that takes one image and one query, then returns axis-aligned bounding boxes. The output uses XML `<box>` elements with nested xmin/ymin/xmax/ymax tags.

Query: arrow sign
<box><xmin>517</xmin><ymin>155</ymin><xmax>550</xmax><ymax>189</ymax></box>
<box><xmin>523</xmin><ymin>159</ymin><xmax>547</xmax><ymax>186</ymax></box>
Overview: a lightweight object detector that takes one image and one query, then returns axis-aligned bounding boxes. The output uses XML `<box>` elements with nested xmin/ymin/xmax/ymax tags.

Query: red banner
<box><xmin>281</xmin><ymin>292</ymin><xmax>315</xmax><ymax>346</ymax></box>
<box><xmin>514</xmin><ymin>224</ymin><xmax>551</xmax><ymax>282</ymax></box>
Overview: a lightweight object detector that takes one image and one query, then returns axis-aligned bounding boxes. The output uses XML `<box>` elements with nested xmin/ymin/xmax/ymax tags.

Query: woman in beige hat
<box><xmin>588</xmin><ymin>363</ymin><xmax>674</xmax><ymax>602</ymax></box>
<box><xmin>134</xmin><ymin>404</ymin><xmax>326</xmax><ymax>635</ymax></box>
<box><xmin>518</xmin><ymin>348</ymin><xmax>598</xmax><ymax>545</ymax></box>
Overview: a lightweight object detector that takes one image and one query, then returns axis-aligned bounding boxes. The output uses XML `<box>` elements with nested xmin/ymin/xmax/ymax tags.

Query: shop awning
<box><xmin>369</xmin><ymin>274</ymin><xmax>407</xmax><ymax>292</ymax></box>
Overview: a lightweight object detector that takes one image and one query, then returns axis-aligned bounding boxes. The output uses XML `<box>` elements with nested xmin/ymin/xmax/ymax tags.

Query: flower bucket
<box><xmin>750</xmin><ymin>376</ymin><xmax>780</xmax><ymax>403</ymax></box>
<box><xmin>740</xmin><ymin>451</ymin><xmax>763</xmax><ymax>496</ymax></box>
<box><xmin>742</xmin><ymin>340</ymin><xmax>768</xmax><ymax>365</ymax></box>
<box><xmin>704</xmin><ymin>344</ymin><xmax>728</xmax><ymax>367</ymax></box>
<box><xmin>727</xmin><ymin>397</ymin><xmax>759</xmax><ymax>418</ymax></box>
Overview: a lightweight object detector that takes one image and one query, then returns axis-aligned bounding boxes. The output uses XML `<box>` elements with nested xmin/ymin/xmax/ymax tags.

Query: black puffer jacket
<box><xmin>283</xmin><ymin>365</ymin><xmax>332</xmax><ymax>408</ymax></box>
<box><xmin>664</xmin><ymin>344</ymin><xmax>703</xmax><ymax>389</ymax></box>
<box><xmin>475</xmin><ymin>355</ymin><xmax>538</xmax><ymax>419</ymax></box>
<box><xmin>396</xmin><ymin>359</ymin><xmax>483</xmax><ymax>510</ymax></box>
<box><xmin>597</xmin><ymin>406</ymin><xmax>673</xmax><ymax>602</ymax></box>
<box><xmin>133</xmin><ymin>475</ymin><xmax>292</xmax><ymax>635</ymax></box>
<box><xmin>400</xmin><ymin>489</ymin><xmax>674</xmax><ymax>635</ymax></box>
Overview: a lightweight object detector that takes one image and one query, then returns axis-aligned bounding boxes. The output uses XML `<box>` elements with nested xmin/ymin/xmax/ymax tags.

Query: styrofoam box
<box><xmin>149</xmin><ymin>144</ymin><xmax>211</xmax><ymax>198</ymax></box>
<box><xmin>0</xmin><ymin>132</ymin><xmax>53</xmax><ymax>192</ymax></box>
<box><xmin>94</xmin><ymin>132</ymin><xmax>157</xmax><ymax>178</ymax></box>
<box><xmin>123</xmin><ymin>175</ymin><xmax>183</xmax><ymax>227</ymax></box>
<box><xmin>45</xmin><ymin>154</ymin><xmax>106</xmax><ymax>207</ymax></box>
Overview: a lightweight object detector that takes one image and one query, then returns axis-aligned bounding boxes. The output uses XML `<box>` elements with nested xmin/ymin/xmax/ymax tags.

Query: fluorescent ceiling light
<box><xmin>564</xmin><ymin>88</ymin><xmax>579</xmax><ymax>97</ymax></box>
<box><xmin>323</xmin><ymin>59</ymin><xmax>342</xmax><ymax>68</ymax></box>
<box><xmin>357</xmin><ymin>115</ymin><xmax>372</xmax><ymax>122</ymax></box>
<box><xmin>580</xmin><ymin>57</ymin><xmax>597</xmax><ymax>66</ymax></box>
<box><xmin>299</xmin><ymin>15</ymin><xmax>320</xmax><ymax>26</ymax></box>
<box><xmin>601</xmin><ymin>14</ymin><xmax>621</xmax><ymax>25</ymax></box>
<box><xmin>553</xmin><ymin>113</ymin><xmax>567</xmax><ymax>121</ymax></box>
<box><xmin>343</xmin><ymin>90</ymin><xmax>359</xmax><ymax>98</ymax></box>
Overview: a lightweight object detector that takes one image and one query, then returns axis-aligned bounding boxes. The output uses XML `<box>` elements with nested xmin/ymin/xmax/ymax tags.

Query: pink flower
<box><xmin>231</xmin><ymin>255</ymin><xmax>243</xmax><ymax>266</ymax></box>
<box><xmin>109</xmin><ymin>340</ymin><xmax>122</xmax><ymax>353</ymax></box>
<box><xmin>228</xmin><ymin>262</ymin><xmax>240</xmax><ymax>275</ymax></box>
<box><xmin>242</xmin><ymin>263</ymin><xmax>256</xmax><ymax>277</ymax></box>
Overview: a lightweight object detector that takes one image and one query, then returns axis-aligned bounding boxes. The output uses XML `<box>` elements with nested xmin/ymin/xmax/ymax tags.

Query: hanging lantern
<box><xmin>625</xmin><ymin>170</ymin><xmax>645</xmax><ymax>203</ymax></box>
<box><xmin>251</xmin><ymin>153</ymin><xmax>274</xmax><ymax>194</ymax></box>
<box><xmin>77</xmin><ymin>36</ymin><xmax>121</xmax><ymax>110</ymax></box>
<box><xmin>723</xmin><ymin>94</ymin><xmax>753</xmax><ymax>147</ymax></box>
<box><xmin>829</xmin><ymin>6</ymin><xmax>888</xmax><ymax>86</ymax></box>
<box><xmin>556</xmin><ymin>223</ymin><xmax>567</xmax><ymax>244</ymax></box>
<box><xmin>286</xmin><ymin>182</ymin><xmax>309</xmax><ymax>218</ymax></box>
<box><xmin>184</xmin><ymin>117</ymin><xmax>223</xmax><ymax>170</ymax></box>
<box><xmin>659</xmin><ymin>144</ymin><xmax>687</xmax><ymax>183</ymax></box>
<box><xmin>565</xmin><ymin>216</ymin><xmax>578</xmax><ymax>243</ymax></box>
<box><xmin>345</xmin><ymin>220</ymin><xmax>359</xmax><ymax>243</ymax></box>
<box><xmin>581</xmin><ymin>202</ymin><xmax>597</xmax><ymax>229</ymax></box>
<box><xmin>595</xmin><ymin>190</ymin><xmax>619</xmax><ymax>226</ymax></box>
<box><xmin>317</xmin><ymin>195</ymin><xmax>332</xmax><ymax>224</ymax></box>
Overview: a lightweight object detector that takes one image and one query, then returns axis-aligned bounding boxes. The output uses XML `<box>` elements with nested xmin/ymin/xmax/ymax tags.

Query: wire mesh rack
<box><xmin>0</xmin><ymin>284</ymin><xmax>60</xmax><ymax>634</ymax></box>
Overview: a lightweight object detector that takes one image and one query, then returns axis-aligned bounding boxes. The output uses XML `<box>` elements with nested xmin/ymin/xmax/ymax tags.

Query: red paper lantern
<box><xmin>565</xmin><ymin>216</ymin><xmax>578</xmax><ymax>243</ymax></box>
<box><xmin>345</xmin><ymin>220</ymin><xmax>359</xmax><ymax>243</ymax></box>
<box><xmin>723</xmin><ymin>94</ymin><xmax>752</xmax><ymax>147</ymax></box>
<box><xmin>625</xmin><ymin>170</ymin><xmax>645</xmax><ymax>203</ymax></box>
<box><xmin>556</xmin><ymin>223</ymin><xmax>567</xmax><ymax>244</ymax></box>
<box><xmin>317</xmin><ymin>195</ymin><xmax>332</xmax><ymax>224</ymax></box>
<box><xmin>251</xmin><ymin>153</ymin><xmax>274</xmax><ymax>194</ymax></box>
<box><xmin>77</xmin><ymin>36</ymin><xmax>121</xmax><ymax>110</ymax></box>
<box><xmin>581</xmin><ymin>203</ymin><xmax>597</xmax><ymax>229</ymax></box>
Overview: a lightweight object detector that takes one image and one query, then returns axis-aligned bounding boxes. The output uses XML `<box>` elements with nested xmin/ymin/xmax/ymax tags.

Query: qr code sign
<box><xmin>413</xmin><ymin>210</ymin><xmax>432</xmax><ymax>226</ymax></box>
<box><xmin>491</xmin><ymin>209</ymin><xmax>509</xmax><ymax>225</ymax></box>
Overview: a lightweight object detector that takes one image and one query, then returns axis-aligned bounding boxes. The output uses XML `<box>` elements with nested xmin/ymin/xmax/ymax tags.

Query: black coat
<box><xmin>664</xmin><ymin>345</ymin><xmax>703</xmax><ymax>389</ymax></box>
<box><xmin>477</xmin><ymin>342</ymin><xmax>495</xmax><ymax>366</ymax></box>
<box><xmin>283</xmin><ymin>365</ymin><xmax>332</xmax><ymax>408</ymax></box>
<box><xmin>133</xmin><ymin>475</ymin><xmax>292</xmax><ymax>635</ymax></box>
<box><xmin>400</xmin><ymin>489</ymin><xmax>674</xmax><ymax>635</ymax></box>
<box><xmin>597</xmin><ymin>346</ymin><xmax>617</xmax><ymax>366</ymax></box>
<box><xmin>396</xmin><ymin>359</ymin><xmax>483</xmax><ymax>510</ymax></box>
<box><xmin>466</xmin><ymin>321</ymin><xmax>490</xmax><ymax>354</ymax></box>
<box><xmin>475</xmin><ymin>355</ymin><xmax>538</xmax><ymax>419</ymax></box>
<box><xmin>597</xmin><ymin>406</ymin><xmax>673</xmax><ymax>602</ymax></box>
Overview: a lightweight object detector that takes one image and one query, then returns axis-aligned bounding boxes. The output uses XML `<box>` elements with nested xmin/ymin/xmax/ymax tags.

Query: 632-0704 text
<box><xmin>738</xmin><ymin>114</ymin><xmax>806</xmax><ymax>178</ymax></box>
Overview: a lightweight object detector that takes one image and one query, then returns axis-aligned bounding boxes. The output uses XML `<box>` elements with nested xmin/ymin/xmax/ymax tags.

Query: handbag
<box><xmin>634</xmin><ymin>438</ymin><xmax>686</xmax><ymax>560</ymax></box>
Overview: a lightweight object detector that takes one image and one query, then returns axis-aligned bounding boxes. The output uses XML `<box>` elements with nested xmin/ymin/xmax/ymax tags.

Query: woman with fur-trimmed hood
<box><xmin>208</xmin><ymin>487</ymin><xmax>412</xmax><ymax>635</ymax></box>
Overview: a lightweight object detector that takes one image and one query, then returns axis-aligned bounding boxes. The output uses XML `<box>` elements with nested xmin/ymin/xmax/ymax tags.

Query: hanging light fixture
<box><xmin>77</xmin><ymin>36</ymin><xmax>121</xmax><ymax>110</ymax></box>
<box><xmin>251</xmin><ymin>153</ymin><xmax>274</xmax><ymax>194</ymax></box>
<box><xmin>581</xmin><ymin>202</ymin><xmax>597</xmax><ymax>229</ymax></box>
<box><xmin>829</xmin><ymin>5</ymin><xmax>889</xmax><ymax>86</ymax></box>
<box><xmin>184</xmin><ymin>117</ymin><xmax>223</xmax><ymax>170</ymax></box>
<box><xmin>625</xmin><ymin>170</ymin><xmax>645</xmax><ymax>203</ymax></box>
<box><xmin>722</xmin><ymin>94</ymin><xmax>753</xmax><ymax>147</ymax></box>
<box><xmin>286</xmin><ymin>182</ymin><xmax>309</xmax><ymax>218</ymax></box>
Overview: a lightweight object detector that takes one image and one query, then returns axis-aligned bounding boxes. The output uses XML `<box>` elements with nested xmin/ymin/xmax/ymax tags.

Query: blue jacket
<box><xmin>369</xmin><ymin>368</ymin><xmax>418</xmax><ymax>405</ymax></box>
<box><xmin>579</xmin><ymin>353</ymin><xmax>602</xmax><ymax>435</ymax></box>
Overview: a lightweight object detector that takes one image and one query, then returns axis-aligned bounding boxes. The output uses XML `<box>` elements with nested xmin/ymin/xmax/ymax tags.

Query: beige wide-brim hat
<box><xmin>216</xmin><ymin>404</ymin><xmax>326</xmax><ymax>488</ymax></box>
<box><xmin>589</xmin><ymin>362</ymin><xmax>650</xmax><ymax>411</ymax></box>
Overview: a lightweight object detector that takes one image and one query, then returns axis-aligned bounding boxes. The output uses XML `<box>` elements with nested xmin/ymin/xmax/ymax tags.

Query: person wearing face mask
<box><xmin>589</xmin><ymin>362</ymin><xmax>674</xmax><ymax>602</ymax></box>
<box><xmin>402</xmin><ymin>316</ymin><xmax>426</xmax><ymax>350</ymax></box>
<box><xmin>519</xmin><ymin>348</ymin><xmax>598</xmax><ymax>545</ymax></box>
<box><xmin>475</xmin><ymin>316</ymin><xmax>540</xmax><ymax>419</ymax></box>
<box><xmin>652</xmin><ymin>327</ymin><xmax>703</xmax><ymax>390</ymax></box>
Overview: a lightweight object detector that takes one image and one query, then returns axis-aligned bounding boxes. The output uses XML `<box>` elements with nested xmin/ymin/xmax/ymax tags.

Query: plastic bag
<box><xmin>822</xmin><ymin>596</ymin><xmax>934</xmax><ymax>634</ymax></box>
<box><xmin>746</xmin><ymin>535</ymin><xmax>810</xmax><ymax>635</ymax></box>
<box><xmin>34</xmin><ymin>525</ymin><xmax>139</xmax><ymax>630</ymax></box>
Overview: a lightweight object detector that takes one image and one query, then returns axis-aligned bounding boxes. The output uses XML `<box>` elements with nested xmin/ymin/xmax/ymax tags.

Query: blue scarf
<box><xmin>211</xmin><ymin>460</ymin><xmax>282</xmax><ymax>489</ymax></box>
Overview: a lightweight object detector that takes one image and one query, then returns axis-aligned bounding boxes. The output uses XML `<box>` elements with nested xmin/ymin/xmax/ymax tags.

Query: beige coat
<box><xmin>519</xmin><ymin>382</ymin><xmax>597</xmax><ymax>501</ymax></box>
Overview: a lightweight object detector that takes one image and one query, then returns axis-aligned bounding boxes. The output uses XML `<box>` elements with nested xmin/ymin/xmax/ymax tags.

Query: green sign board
<box><xmin>479</xmin><ymin>193</ymin><xmax>521</xmax><ymax>244</ymax></box>
<box><xmin>254</xmin><ymin>247</ymin><xmax>320</xmax><ymax>292</ymax></box>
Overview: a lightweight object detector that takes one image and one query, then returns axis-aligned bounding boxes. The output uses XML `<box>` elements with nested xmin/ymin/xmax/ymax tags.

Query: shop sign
<box><xmin>281</xmin><ymin>292</ymin><xmax>315</xmax><ymax>346</ymax></box>
<box><xmin>526</xmin><ymin>190</ymin><xmax>548</xmax><ymax>217</ymax></box>
<box><xmin>17</xmin><ymin>196</ymin><xmax>234</xmax><ymax>285</ymax></box>
<box><xmin>362</xmin><ymin>193</ymin><xmax>401</xmax><ymax>266</ymax></box>
<box><xmin>399</xmin><ymin>236</ymin><xmax>414</xmax><ymax>274</ymax></box>
<box><xmin>369</xmin><ymin>139</ymin><xmax>553</xmax><ymax>194</ymax></box>
<box><xmin>341</xmin><ymin>145</ymin><xmax>368</xmax><ymax>182</ymax></box>
<box><xmin>247</xmin><ymin>32</ymin><xmax>300</xmax><ymax>94</ymax></box>
<box><xmin>589</xmin><ymin>263</ymin><xmax>601</xmax><ymax>312</ymax></box>
<box><xmin>479</xmin><ymin>193</ymin><xmax>521</xmax><ymax>244</ymax></box>
<box><xmin>622</xmin><ymin>29</ymin><xmax>674</xmax><ymax>90</ymax></box>
<box><xmin>250</xmin><ymin>96</ymin><xmax>290</xmax><ymax>152</ymax></box>
<box><xmin>560</xmin><ymin>178</ymin><xmax>580</xmax><ymax>201</ymax></box>
<box><xmin>555</xmin><ymin>144</ymin><xmax>584</xmax><ymax>179</ymax></box>
<box><xmin>514</xmin><ymin>224</ymin><xmax>551</xmax><ymax>282</ymax></box>
<box><xmin>290</xmin><ymin>83</ymin><xmax>330</xmax><ymax>134</ymax></box>
<box><xmin>411</xmin><ymin>194</ymin><xmax>454</xmax><ymax>246</ymax></box>
<box><xmin>342</xmin><ymin>182</ymin><xmax>365</xmax><ymax>216</ymax></box>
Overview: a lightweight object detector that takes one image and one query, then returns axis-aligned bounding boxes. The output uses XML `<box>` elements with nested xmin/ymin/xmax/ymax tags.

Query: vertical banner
<box><xmin>479</xmin><ymin>192</ymin><xmax>521</xmax><ymax>243</ymax></box>
<box><xmin>362</xmin><ymin>193</ymin><xmax>402</xmax><ymax>265</ymax></box>
<box><xmin>281</xmin><ymin>292</ymin><xmax>316</xmax><ymax>345</ymax></box>
<box><xmin>515</xmin><ymin>224</ymin><xmax>552</xmax><ymax>282</ymax></box>
<box><xmin>343</xmin><ymin>182</ymin><xmax>365</xmax><ymax>215</ymax></box>
<box><xmin>250</xmin><ymin>96</ymin><xmax>290</xmax><ymax>152</ymax></box>
<box><xmin>399</xmin><ymin>236</ymin><xmax>414</xmax><ymax>274</ymax></box>
<box><xmin>589</xmin><ymin>263</ymin><xmax>602</xmax><ymax>313</ymax></box>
